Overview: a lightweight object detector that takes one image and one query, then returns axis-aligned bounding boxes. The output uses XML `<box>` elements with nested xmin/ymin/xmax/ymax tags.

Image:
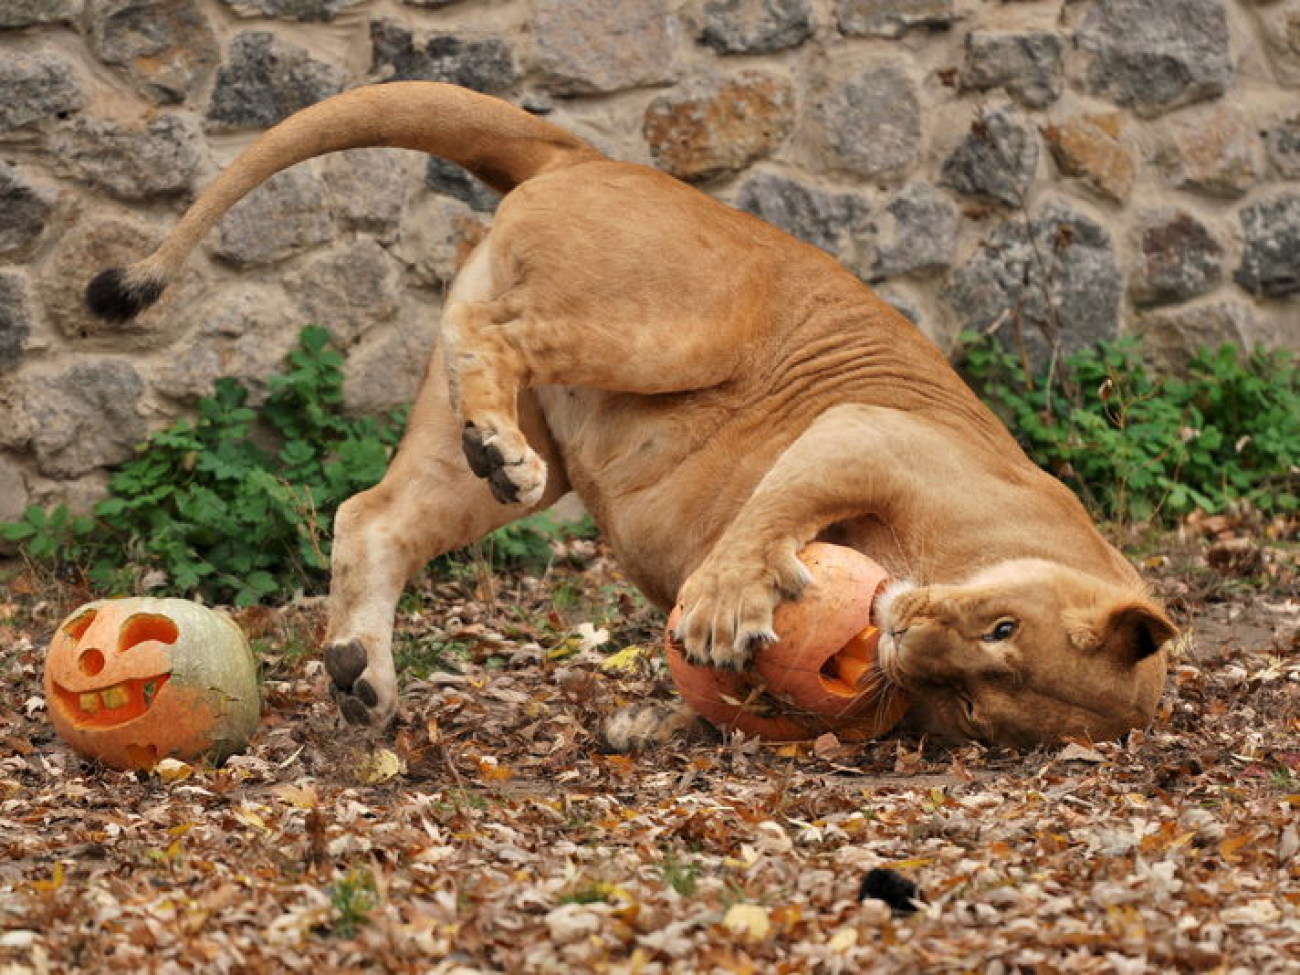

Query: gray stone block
<box><xmin>699</xmin><ymin>0</ymin><xmax>814</xmax><ymax>55</ymax></box>
<box><xmin>208</xmin><ymin>31</ymin><xmax>346</xmax><ymax>130</ymax></box>
<box><xmin>28</xmin><ymin>359</ymin><xmax>147</xmax><ymax>478</ymax></box>
<box><xmin>1138</xmin><ymin>301</ymin><xmax>1256</xmax><ymax>370</ymax></box>
<box><xmin>1235</xmin><ymin>193</ymin><xmax>1300</xmax><ymax>298</ymax></box>
<box><xmin>216</xmin><ymin>0</ymin><xmax>363</xmax><ymax>21</ymax></box>
<box><xmin>836</xmin><ymin>0</ymin><xmax>954</xmax><ymax>38</ymax></box>
<box><xmin>1258</xmin><ymin>1</ymin><xmax>1300</xmax><ymax>88</ymax></box>
<box><xmin>286</xmin><ymin>239</ymin><xmax>401</xmax><ymax>349</ymax></box>
<box><xmin>944</xmin><ymin>202</ymin><xmax>1122</xmax><ymax>366</ymax></box>
<box><xmin>0</xmin><ymin>163</ymin><xmax>57</xmax><ymax>259</ymax></box>
<box><xmin>531</xmin><ymin>0</ymin><xmax>675</xmax><ymax>95</ymax></box>
<box><xmin>941</xmin><ymin>106</ymin><xmax>1038</xmax><ymax>208</ymax></box>
<box><xmin>323</xmin><ymin>149</ymin><xmax>416</xmax><ymax>236</ymax></box>
<box><xmin>1076</xmin><ymin>0</ymin><xmax>1232</xmax><ymax>117</ymax></box>
<box><xmin>1265</xmin><ymin>113</ymin><xmax>1300</xmax><ymax>178</ymax></box>
<box><xmin>155</xmin><ymin>285</ymin><xmax>300</xmax><ymax>403</ymax></box>
<box><xmin>865</xmin><ymin>182</ymin><xmax>960</xmax><ymax>281</ymax></box>
<box><xmin>0</xmin><ymin>456</ymin><xmax>29</xmax><ymax>525</ymax></box>
<box><xmin>213</xmin><ymin>167</ymin><xmax>334</xmax><ymax>267</ymax></box>
<box><xmin>370</xmin><ymin>20</ymin><xmax>516</xmax><ymax>94</ymax></box>
<box><xmin>0</xmin><ymin>52</ymin><xmax>83</xmax><ymax>134</ymax></box>
<box><xmin>962</xmin><ymin>30</ymin><xmax>1064</xmax><ymax>109</ymax></box>
<box><xmin>0</xmin><ymin>0</ymin><xmax>80</xmax><ymax>29</ymax></box>
<box><xmin>811</xmin><ymin>61</ymin><xmax>921</xmax><ymax>181</ymax></box>
<box><xmin>0</xmin><ymin>271</ymin><xmax>32</xmax><ymax>369</ymax></box>
<box><xmin>733</xmin><ymin>171</ymin><xmax>869</xmax><ymax>257</ymax></box>
<box><xmin>51</xmin><ymin>113</ymin><xmax>204</xmax><ymax>200</ymax></box>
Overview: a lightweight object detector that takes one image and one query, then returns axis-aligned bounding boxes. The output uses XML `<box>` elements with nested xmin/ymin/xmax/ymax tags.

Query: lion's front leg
<box><xmin>673</xmin><ymin>404</ymin><xmax>910</xmax><ymax>669</ymax></box>
<box><xmin>674</xmin><ymin>536</ymin><xmax>813</xmax><ymax>669</ymax></box>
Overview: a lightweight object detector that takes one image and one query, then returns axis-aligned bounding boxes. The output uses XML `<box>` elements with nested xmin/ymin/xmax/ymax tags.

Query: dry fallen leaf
<box><xmin>1057</xmin><ymin>741</ymin><xmax>1106</xmax><ymax>764</ymax></box>
<box><xmin>355</xmin><ymin>747</ymin><xmax>405</xmax><ymax>784</ymax></box>
<box><xmin>722</xmin><ymin>903</ymin><xmax>771</xmax><ymax>942</ymax></box>
<box><xmin>599</xmin><ymin>643</ymin><xmax>647</xmax><ymax>673</ymax></box>
<box><xmin>4</xmin><ymin>521</ymin><xmax>1299</xmax><ymax>971</ymax></box>
<box><xmin>153</xmin><ymin>758</ymin><xmax>194</xmax><ymax>783</ymax></box>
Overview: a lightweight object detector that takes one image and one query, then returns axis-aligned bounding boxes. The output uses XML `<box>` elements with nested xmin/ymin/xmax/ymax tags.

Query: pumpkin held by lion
<box><xmin>665</xmin><ymin>544</ymin><xmax>911</xmax><ymax>742</ymax></box>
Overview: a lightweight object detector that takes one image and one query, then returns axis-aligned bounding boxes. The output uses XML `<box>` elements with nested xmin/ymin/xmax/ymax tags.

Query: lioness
<box><xmin>87</xmin><ymin>82</ymin><xmax>1175</xmax><ymax>748</ymax></box>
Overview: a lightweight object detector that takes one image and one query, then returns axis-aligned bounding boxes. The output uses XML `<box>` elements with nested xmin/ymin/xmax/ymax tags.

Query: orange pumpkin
<box><xmin>44</xmin><ymin>597</ymin><xmax>259</xmax><ymax>770</ymax></box>
<box><xmin>665</xmin><ymin>544</ymin><xmax>911</xmax><ymax>741</ymax></box>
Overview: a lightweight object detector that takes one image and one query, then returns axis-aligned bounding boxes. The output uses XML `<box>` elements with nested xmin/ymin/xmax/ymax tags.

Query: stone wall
<box><xmin>1</xmin><ymin>0</ymin><xmax>1297</xmax><ymax>518</ymax></box>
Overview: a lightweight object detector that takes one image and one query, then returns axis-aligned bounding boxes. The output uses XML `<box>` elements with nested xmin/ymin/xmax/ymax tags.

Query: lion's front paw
<box><xmin>324</xmin><ymin>639</ymin><xmax>397</xmax><ymax>727</ymax></box>
<box><xmin>674</xmin><ymin>545</ymin><xmax>812</xmax><ymax>669</ymax></box>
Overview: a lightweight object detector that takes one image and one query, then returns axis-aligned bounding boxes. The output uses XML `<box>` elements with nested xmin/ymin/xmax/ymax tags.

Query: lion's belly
<box><xmin>537</xmin><ymin>385</ymin><xmax>793</xmax><ymax>608</ymax></box>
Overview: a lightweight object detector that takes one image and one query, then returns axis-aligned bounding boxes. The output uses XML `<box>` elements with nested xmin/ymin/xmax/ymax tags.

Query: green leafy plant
<box><xmin>2</xmin><ymin>327</ymin><xmax>406</xmax><ymax>605</ymax></box>
<box><xmin>471</xmin><ymin>511</ymin><xmax>600</xmax><ymax>574</ymax></box>
<box><xmin>660</xmin><ymin>853</ymin><xmax>701</xmax><ymax>897</ymax></box>
<box><xmin>394</xmin><ymin>635</ymin><xmax>475</xmax><ymax>679</ymax></box>
<box><xmin>327</xmin><ymin>866</ymin><xmax>379</xmax><ymax>938</ymax></box>
<box><xmin>961</xmin><ymin>335</ymin><xmax>1299</xmax><ymax>523</ymax></box>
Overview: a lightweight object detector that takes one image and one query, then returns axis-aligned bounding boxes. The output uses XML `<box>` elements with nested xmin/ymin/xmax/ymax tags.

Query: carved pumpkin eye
<box><xmin>117</xmin><ymin>614</ymin><xmax>179</xmax><ymax>653</ymax></box>
<box><xmin>983</xmin><ymin>619</ymin><xmax>1018</xmax><ymax>643</ymax></box>
<box><xmin>63</xmin><ymin>609</ymin><xmax>97</xmax><ymax>641</ymax></box>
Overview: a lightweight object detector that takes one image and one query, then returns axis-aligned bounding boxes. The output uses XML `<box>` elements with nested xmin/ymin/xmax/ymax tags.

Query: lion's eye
<box><xmin>983</xmin><ymin>619</ymin><xmax>1017</xmax><ymax>642</ymax></box>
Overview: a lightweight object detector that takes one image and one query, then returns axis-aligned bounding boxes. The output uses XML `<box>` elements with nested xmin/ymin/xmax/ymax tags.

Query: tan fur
<box><xmin>89</xmin><ymin>83</ymin><xmax>1176</xmax><ymax>746</ymax></box>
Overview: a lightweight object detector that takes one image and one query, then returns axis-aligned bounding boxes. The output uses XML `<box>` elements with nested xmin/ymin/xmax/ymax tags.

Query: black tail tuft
<box><xmin>85</xmin><ymin>268</ymin><xmax>164</xmax><ymax>322</ymax></box>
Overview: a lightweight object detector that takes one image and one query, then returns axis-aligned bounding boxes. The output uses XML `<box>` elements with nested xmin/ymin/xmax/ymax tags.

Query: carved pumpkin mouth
<box><xmin>51</xmin><ymin>673</ymin><xmax>171</xmax><ymax>728</ymax></box>
<box><xmin>817</xmin><ymin>625</ymin><xmax>885</xmax><ymax>697</ymax></box>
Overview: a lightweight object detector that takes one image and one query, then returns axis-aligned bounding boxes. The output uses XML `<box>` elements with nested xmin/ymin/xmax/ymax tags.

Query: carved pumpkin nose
<box><xmin>79</xmin><ymin>647</ymin><xmax>105</xmax><ymax>676</ymax></box>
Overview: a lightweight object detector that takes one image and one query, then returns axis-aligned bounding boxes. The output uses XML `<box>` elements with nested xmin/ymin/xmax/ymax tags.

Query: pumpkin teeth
<box><xmin>101</xmin><ymin>684</ymin><xmax>130</xmax><ymax>710</ymax></box>
<box><xmin>52</xmin><ymin>673</ymin><xmax>171</xmax><ymax>728</ymax></box>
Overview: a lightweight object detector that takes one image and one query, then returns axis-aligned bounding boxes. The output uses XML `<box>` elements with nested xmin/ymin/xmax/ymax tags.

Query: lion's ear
<box><xmin>1068</xmin><ymin>600</ymin><xmax>1177</xmax><ymax>663</ymax></box>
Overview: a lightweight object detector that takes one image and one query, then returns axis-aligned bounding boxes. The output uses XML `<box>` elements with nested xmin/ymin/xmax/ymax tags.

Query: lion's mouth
<box><xmin>52</xmin><ymin>674</ymin><xmax>170</xmax><ymax>728</ymax></box>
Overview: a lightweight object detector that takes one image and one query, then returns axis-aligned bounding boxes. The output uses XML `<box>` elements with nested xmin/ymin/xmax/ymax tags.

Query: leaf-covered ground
<box><xmin>1</xmin><ymin>517</ymin><xmax>1297</xmax><ymax>974</ymax></box>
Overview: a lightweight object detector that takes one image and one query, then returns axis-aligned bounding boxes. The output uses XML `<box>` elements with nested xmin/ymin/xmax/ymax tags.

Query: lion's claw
<box><xmin>675</xmin><ymin>548</ymin><xmax>806</xmax><ymax>669</ymax></box>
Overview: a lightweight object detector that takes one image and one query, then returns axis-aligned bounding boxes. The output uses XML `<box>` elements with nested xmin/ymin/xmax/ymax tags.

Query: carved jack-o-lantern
<box><xmin>44</xmin><ymin>597</ymin><xmax>259</xmax><ymax>770</ymax></box>
<box><xmin>665</xmin><ymin>544</ymin><xmax>911</xmax><ymax>742</ymax></box>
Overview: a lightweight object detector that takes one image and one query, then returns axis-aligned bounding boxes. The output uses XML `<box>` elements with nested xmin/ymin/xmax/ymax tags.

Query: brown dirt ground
<box><xmin>1</xmin><ymin>517</ymin><xmax>1297</xmax><ymax>974</ymax></box>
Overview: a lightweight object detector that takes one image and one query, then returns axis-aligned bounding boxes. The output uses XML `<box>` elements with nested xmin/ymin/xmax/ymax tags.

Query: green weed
<box><xmin>327</xmin><ymin>866</ymin><xmax>379</xmax><ymax>939</ymax></box>
<box><xmin>660</xmin><ymin>854</ymin><xmax>701</xmax><ymax>897</ymax></box>
<box><xmin>961</xmin><ymin>336</ymin><xmax>1298</xmax><ymax>524</ymax></box>
<box><xmin>2</xmin><ymin>327</ymin><xmax>405</xmax><ymax>605</ymax></box>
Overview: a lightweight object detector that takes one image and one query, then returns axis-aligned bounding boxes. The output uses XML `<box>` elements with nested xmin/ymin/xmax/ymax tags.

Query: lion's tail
<box><xmin>85</xmin><ymin>81</ymin><xmax>601</xmax><ymax>321</ymax></box>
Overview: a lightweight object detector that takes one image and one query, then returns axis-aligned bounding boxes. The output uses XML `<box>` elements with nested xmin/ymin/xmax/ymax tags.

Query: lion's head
<box><xmin>876</xmin><ymin>559</ymin><xmax>1176</xmax><ymax>748</ymax></box>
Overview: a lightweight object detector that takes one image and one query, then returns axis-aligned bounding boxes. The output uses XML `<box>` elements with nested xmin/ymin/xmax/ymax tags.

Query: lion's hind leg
<box><xmin>323</xmin><ymin>340</ymin><xmax>569</xmax><ymax>727</ymax></box>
